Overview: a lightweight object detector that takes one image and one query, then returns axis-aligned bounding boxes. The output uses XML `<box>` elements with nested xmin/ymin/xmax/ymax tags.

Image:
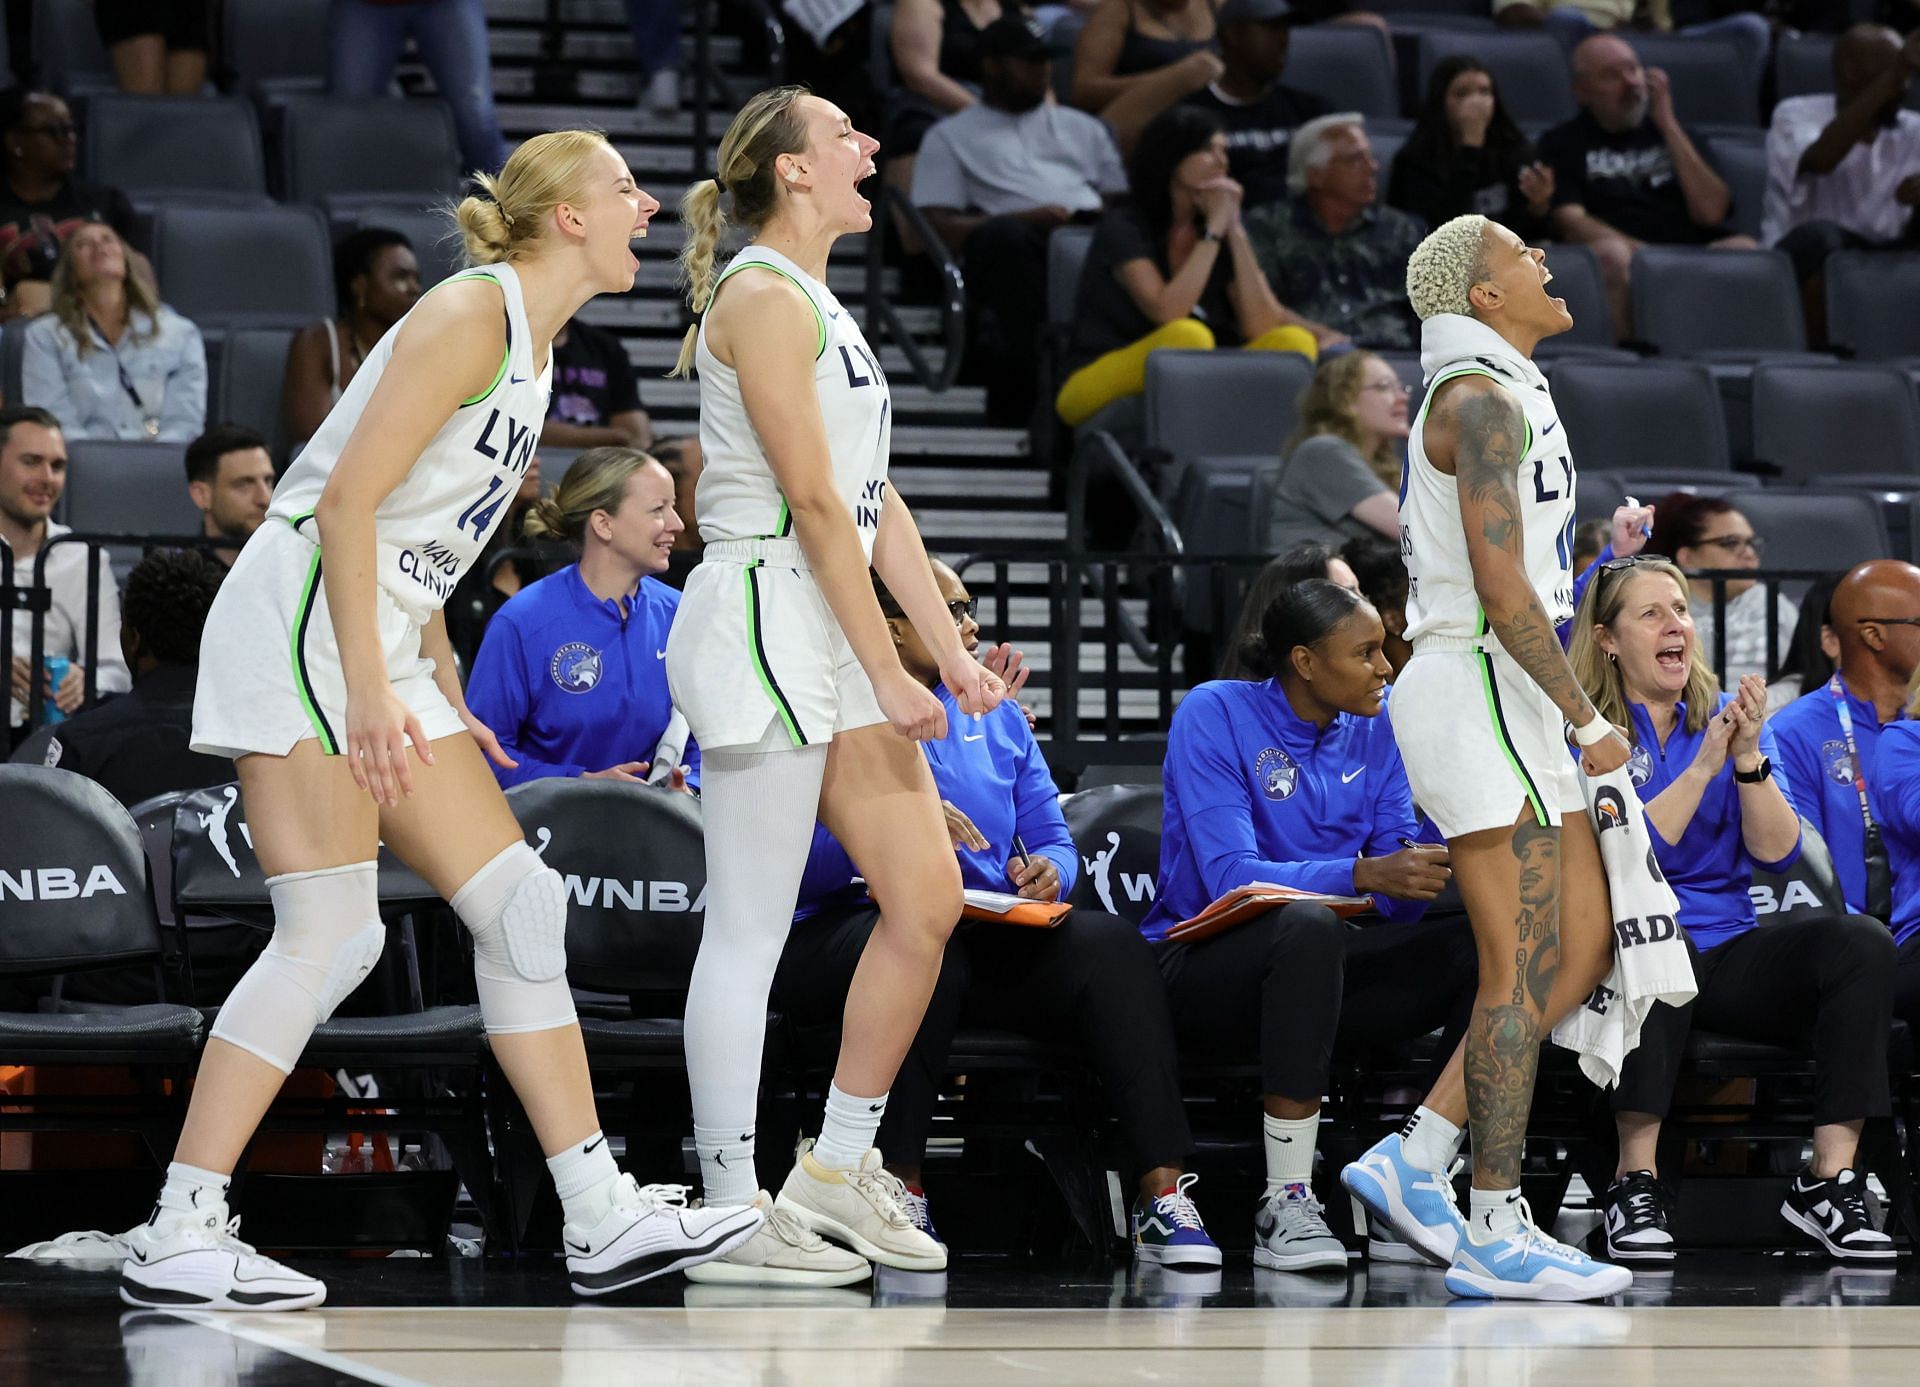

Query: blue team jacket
<box><xmin>793</xmin><ymin>688</ymin><xmax>1078</xmax><ymax>920</ymax></box>
<box><xmin>464</xmin><ymin>563</ymin><xmax>699</xmax><ymax>787</ymax></box>
<box><xmin>1770</xmin><ymin>679</ymin><xmax>1894</xmax><ymax>917</ymax></box>
<box><xmin>1868</xmin><ymin>720</ymin><xmax>1920</xmax><ymax>946</ymax></box>
<box><xmin>1140</xmin><ymin>678</ymin><xmax>1427</xmax><ymax>943</ymax></box>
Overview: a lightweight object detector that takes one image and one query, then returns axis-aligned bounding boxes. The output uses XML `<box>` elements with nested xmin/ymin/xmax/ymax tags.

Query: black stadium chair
<box><xmin>1621</xmin><ymin>35</ymin><xmax>1758</xmax><ymax>130</ymax></box>
<box><xmin>1145</xmin><ymin>349</ymin><xmax>1310</xmax><ymax>460</ymax></box>
<box><xmin>1705</xmin><ymin>132</ymin><xmax>1766</xmax><ymax>242</ymax></box>
<box><xmin>1751</xmin><ymin>363</ymin><xmax>1920</xmax><ymax>486</ymax></box>
<box><xmin>1826</xmin><ymin>251</ymin><xmax>1920</xmax><ymax>362</ymax></box>
<box><xmin>1284</xmin><ymin>28</ymin><xmax>1399</xmax><ymax>120</ymax></box>
<box><xmin>212</xmin><ymin>327</ymin><xmax>296</xmax><ymax>463</ymax></box>
<box><xmin>1531</xmin><ymin>242</ymin><xmax>1626</xmax><ymax>359</ymax></box>
<box><xmin>222</xmin><ymin>0</ymin><xmax>329</xmax><ymax>105</ymax></box>
<box><xmin>1630</xmin><ymin>247</ymin><xmax>1808</xmax><ymax>359</ymax></box>
<box><xmin>282</xmin><ymin>98</ymin><xmax>465</xmax><ymax>210</ymax></box>
<box><xmin>30</xmin><ymin>0</ymin><xmax>113</xmax><ymax>96</ymax></box>
<box><xmin>60</xmin><ymin>440</ymin><xmax>200</xmax><ymax>538</ymax></box>
<box><xmin>1722</xmin><ymin>489</ymin><xmax>1892</xmax><ymax>575</ymax></box>
<box><xmin>152</xmin><ymin>203</ymin><xmax>334</xmax><ymax>332</ymax></box>
<box><xmin>1061</xmin><ymin>784</ymin><xmax>1163</xmax><ymax>928</ymax></box>
<box><xmin>82</xmin><ymin>95</ymin><xmax>270</xmax><ymax>207</ymax></box>
<box><xmin>1773</xmin><ymin>32</ymin><xmax>1836</xmax><ymax>102</ymax></box>
<box><xmin>1415</xmin><ymin>32</ymin><xmax>1575</xmax><ymax>128</ymax></box>
<box><xmin>1548</xmin><ymin>359</ymin><xmax>1732</xmax><ymax>475</ymax></box>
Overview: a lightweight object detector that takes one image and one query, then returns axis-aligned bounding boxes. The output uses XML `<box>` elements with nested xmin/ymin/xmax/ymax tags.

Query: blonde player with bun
<box><xmin>663</xmin><ymin>86</ymin><xmax>1006</xmax><ymax>1286</ymax></box>
<box><xmin>118</xmin><ymin>131</ymin><xmax>762</xmax><ymax>1314</ymax></box>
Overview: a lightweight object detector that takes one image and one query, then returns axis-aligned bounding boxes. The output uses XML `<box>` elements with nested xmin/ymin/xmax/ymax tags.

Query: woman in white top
<box><xmin>20</xmin><ymin>221</ymin><xmax>205</xmax><ymax>442</ymax></box>
<box><xmin>116</xmin><ymin>130</ymin><xmax>761</xmax><ymax>1316</ymax></box>
<box><xmin>282</xmin><ymin>227</ymin><xmax>423</xmax><ymax>446</ymax></box>
<box><xmin>665</xmin><ymin>86</ymin><xmax>1006</xmax><ymax>1285</ymax></box>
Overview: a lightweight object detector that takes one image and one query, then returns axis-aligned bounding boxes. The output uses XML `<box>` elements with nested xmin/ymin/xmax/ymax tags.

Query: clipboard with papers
<box><xmin>1164</xmin><ymin>882</ymin><xmax>1374</xmax><ymax>943</ymax></box>
<box><xmin>960</xmin><ymin>888</ymin><xmax>1073</xmax><ymax>928</ymax></box>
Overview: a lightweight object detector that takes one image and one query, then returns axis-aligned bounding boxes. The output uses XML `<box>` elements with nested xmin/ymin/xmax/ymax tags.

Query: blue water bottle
<box><xmin>42</xmin><ymin>655</ymin><xmax>69</xmax><ymax>725</ymax></box>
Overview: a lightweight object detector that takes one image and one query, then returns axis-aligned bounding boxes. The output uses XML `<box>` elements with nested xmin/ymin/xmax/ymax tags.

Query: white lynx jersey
<box><xmin>693</xmin><ymin>244</ymin><xmax>893</xmax><ymax>557</ymax></box>
<box><xmin>1400</xmin><ymin>317</ymin><xmax>1576</xmax><ymax>645</ymax></box>
<box><xmin>267</xmin><ymin>261</ymin><xmax>552</xmax><ymax>624</ymax></box>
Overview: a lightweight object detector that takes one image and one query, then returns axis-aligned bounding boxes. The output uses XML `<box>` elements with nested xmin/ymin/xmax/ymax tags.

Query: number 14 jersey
<box><xmin>266</xmin><ymin>261</ymin><xmax>552</xmax><ymax>626</ymax></box>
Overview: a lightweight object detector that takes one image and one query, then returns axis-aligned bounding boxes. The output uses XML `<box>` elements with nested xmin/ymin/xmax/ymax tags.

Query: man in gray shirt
<box><xmin>912</xmin><ymin>16</ymin><xmax>1128</xmax><ymax>425</ymax></box>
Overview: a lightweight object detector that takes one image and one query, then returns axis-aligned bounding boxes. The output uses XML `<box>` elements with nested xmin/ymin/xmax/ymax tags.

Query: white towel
<box><xmin>646</xmin><ymin>709</ymin><xmax>691</xmax><ymax>786</ymax></box>
<box><xmin>1551</xmin><ymin>765</ymin><xmax>1697</xmax><ymax>1088</ymax></box>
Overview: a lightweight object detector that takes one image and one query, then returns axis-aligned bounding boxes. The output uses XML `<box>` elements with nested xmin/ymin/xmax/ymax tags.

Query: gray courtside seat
<box><xmin>1415</xmin><ymin>31</ymin><xmax>1575</xmax><ymax>127</ymax></box>
<box><xmin>1549</xmin><ymin>359</ymin><xmax>1732</xmax><ymax>475</ymax></box>
<box><xmin>282</xmin><ymin>98</ymin><xmax>464</xmax><ymax>210</ymax></box>
<box><xmin>152</xmin><ymin>203</ymin><xmax>333</xmax><ymax>332</ymax></box>
<box><xmin>1284</xmin><ymin>27</ymin><xmax>1399</xmax><ymax>119</ymax></box>
<box><xmin>83</xmin><ymin>95</ymin><xmax>269</xmax><ymax>206</ymax></box>
<box><xmin>1750</xmin><ymin>363</ymin><xmax>1920</xmax><ymax>486</ymax></box>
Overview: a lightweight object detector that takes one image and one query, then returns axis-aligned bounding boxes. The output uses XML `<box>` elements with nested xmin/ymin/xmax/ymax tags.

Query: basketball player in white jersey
<box><xmin>1339</xmin><ymin>215</ymin><xmax>1634</xmax><ymax>1300</ymax></box>
<box><xmin>116</xmin><ymin>131</ymin><xmax>761</xmax><ymax>1313</ymax></box>
<box><xmin>664</xmin><ymin>86</ymin><xmax>1006</xmax><ymax>1285</ymax></box>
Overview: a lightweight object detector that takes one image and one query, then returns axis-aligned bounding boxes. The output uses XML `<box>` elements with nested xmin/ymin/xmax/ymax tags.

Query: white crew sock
<box><xmin>695</xmin><ymin>1122</ymin><xmax>759</xmax><ymax>1208</ymax></box>
<box><xmin>1263</xmin><ymin>1112</ymin><xmax>1319</xmax><ymax>1199</ymax></box>
<box><xmin>1467</xmin><ymin>1185</ymin><xmax>1525</xmax><ymax>1244</ymax></box>
<box><xmin>547</xmin><ymin>1131</ymin><xmax>623</xmax><ymax>1230</ymax></box>
<box><xmin>155</xmin><ymin>1161</ymin><xmax>230</xmax><ymax>1221</ymax></box>
<box><xmin>1399</xmin><ymin>1105</ymin><xmax>1464</xmax><ymax>1173</ymax></box>
<box><xmin>814</xmin><ymin>1082</ymin><xmax>887</xmax><ymax>1170</ymax></box>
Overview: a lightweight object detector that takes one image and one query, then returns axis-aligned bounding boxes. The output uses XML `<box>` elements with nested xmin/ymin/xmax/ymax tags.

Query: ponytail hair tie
<box><xmin>498</xmin><ymin>203</ymin><xmax>515</xmax><ymax>229</ymax></box>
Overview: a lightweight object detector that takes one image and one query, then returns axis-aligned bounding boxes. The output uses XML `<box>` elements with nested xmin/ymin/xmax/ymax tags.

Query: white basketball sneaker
<box><xmin>120</xmin><ymin>1206</ymin><xmax>325</xmax><ymax>1312</ymax></box>
<box><xmin>682</xmin><ymin>1191</ymin><xmax>872</xmax><ymax>1286</ymax></box>
<box><xmin>565</xmin><ymin>1175</ymin><xmax>762</xmax><ymax>1297</ymax></box>
<box><xmin>775</xmin><ymin>1140</ymin><xmax>948</xmax><ymax>1272</ymax></box>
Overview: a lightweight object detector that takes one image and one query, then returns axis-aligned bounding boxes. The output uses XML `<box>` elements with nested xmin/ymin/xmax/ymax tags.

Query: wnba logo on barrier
<box><xmin>531</xmin><ymin>826</ymin><xmax>704</xmax><ymax>913</ymax></box>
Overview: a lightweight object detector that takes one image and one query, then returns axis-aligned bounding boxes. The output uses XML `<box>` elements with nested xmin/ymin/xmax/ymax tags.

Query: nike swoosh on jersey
<box><xmin>1542</xmin><ymin>420</ymin><xmax>1558</xmax><ymax>436</ymax></box>
<box><xmin>510</xmin><ymin>374</ymin><xmax>529</xmax><ymax>385</ymax></box>
<box><xmin>656</xmin><ymin>649</ymin><xmax>668</xmax><ymax>659</ymax></box>
<box><xmin>1342</xmin><ymin>767</ymin><xmax>1365</xmax><ymax>783</ymax></box>
<box><xmin>963</xmin><ymin>733</ymin><xmax>986</xmax><ymax>742</ymax></box>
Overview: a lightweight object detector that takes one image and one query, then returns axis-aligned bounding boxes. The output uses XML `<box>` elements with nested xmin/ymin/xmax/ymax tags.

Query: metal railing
<box><xmin>861</xmin><ymin>184</ymin><xmax>967</xmax><ymax>392</ymax></box>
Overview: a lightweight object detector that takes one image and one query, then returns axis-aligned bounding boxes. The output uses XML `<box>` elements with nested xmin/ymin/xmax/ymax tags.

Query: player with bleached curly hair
<box><xmin>1339</xmin><ymin>215</ymin><xmax>1640</xmax><ymax>1301</ymax></box>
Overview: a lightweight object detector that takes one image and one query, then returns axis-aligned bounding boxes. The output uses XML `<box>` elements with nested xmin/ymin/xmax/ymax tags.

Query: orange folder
<box><xmin>960</xmin><ymin>888</ymin><xmax>1074</xmax><ymax>928</ymax></box>
<box><xmin>1164</xmin><ymin>881</ymin><xmax>1374</xmax><ymax>943</ymax></box>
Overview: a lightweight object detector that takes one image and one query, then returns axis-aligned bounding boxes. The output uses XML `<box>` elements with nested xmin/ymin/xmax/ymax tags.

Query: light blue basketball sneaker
<box><xmin>1445</xmin><ymin>1199</ymin><xmax>1634</xmax><ymax>1302</ymax></box>
<box><xmin>1340</xmin><ymin>1131</ymin><xmax>1465</xmax><ymax>1268</ymax></box>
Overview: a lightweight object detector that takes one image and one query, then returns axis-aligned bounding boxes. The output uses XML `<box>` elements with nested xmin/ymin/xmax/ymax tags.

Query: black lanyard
<box><xmin>88</xmin><ymin>314</ymin><xmax>158</xmax><ymax>438</ymax></box>
<box><xmin>1827</xmin><ymin>676</ymin><xmax>1894</xmax><ymax>921</ymax></box>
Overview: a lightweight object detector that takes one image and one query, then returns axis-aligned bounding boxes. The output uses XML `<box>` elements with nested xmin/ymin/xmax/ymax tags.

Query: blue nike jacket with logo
<box><xmin>793</xmin><ymin>688</ymin><xmax>1078</xmax><ymax>921</ymax></box>
<box><xmin>1140</xmin><ymin>678</ymin><xmax>1428</xmax><ymax>942</ymax></box>
<box><xmin>464</xmin><ymin>563</ymin><xmax>698</xmax><ymax>787</ymax></box>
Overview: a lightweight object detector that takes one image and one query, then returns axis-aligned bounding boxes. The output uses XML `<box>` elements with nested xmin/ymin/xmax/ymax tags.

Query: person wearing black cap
<box><xmin>914</xmin><ymin>16</ymin><xmax>1128</xmax><ymax>425</ymax></box>
<box><xmin>1183</xmin><ymin>0</ymin><xmax>1332</xmax><ymax>208</ymax></box>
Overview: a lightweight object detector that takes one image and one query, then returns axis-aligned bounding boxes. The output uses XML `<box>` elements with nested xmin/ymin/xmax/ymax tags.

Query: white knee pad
<box><xmin>452</xmin><ymin>841</ymin><xmax>577</xmax><ymax>1034</ymax></box>
<box><xmin>209</xmin><ymin>861</ymin><xmax>383</xmax><ymax>1073</ymax></box>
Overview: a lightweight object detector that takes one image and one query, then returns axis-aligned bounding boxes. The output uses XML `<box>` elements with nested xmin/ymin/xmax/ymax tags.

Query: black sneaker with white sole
<box><xmin>1780</xmin><ymin>1166</ymin><xmax>1896</xmax><ymax>1262</ymax></box>
<box><xmin>1603</xmin><ymin>1170</ymin><xmax>1675</xmax><ymax>1263</ymax></box>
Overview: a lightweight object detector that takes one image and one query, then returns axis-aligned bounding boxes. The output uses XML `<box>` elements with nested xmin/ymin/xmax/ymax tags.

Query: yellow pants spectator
<box><xmin>1054</xmin><ymin>320</ymin><xmax>1319</xmax><ymax>429</ymax></box>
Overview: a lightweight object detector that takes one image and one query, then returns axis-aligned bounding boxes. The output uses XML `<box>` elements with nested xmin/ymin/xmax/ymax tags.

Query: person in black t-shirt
<box><xmin>0</xmin><ymin>90</ymin><xmax>142</xmax><ymax>321</ymax></box>
<box><xmin>1536</xmin><ymin>34</ymin><xmax>1754</xmax><ymax>338</ymax></box>
<box><xmin>543</xmin><ymin>314</ymin><xmax>652</xmax><ymax>450</ymax></box>
<box><xmin>1183</xmin><ymin>0</ymin><xmax>1332</xmax><ymax>208</ymax></box>
<box><xmin>11</xmin><ymin>549</ymin><xmax>233</xmax><ymax>806</ymax></box>
<box><xmin>1389</xmin><ymin>56</ymin><xmax>1554</xmax><ymax>244</ymax></box>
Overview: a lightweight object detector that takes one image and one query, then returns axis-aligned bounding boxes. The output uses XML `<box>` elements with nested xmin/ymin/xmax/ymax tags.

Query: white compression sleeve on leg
<box><xmin>209</xmin><ymin>861</ymin><xmax>384</xmax><ymax>1074</ymax></box>
<box><xmin>685</xmin><ymin>733</ymin><xmax>829</xmax><ymax>1200</ymax></box>
<box><xmin>454</xmin><ymin>840</ymin><xmax>578</xmax><ymax>1035</ymax></box>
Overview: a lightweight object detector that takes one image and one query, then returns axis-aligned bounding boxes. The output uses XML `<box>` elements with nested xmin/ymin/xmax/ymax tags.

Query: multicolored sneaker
<box><xmin>1364</xmin><ymin>1210</ymin><xmax>1431</xmax><ymax>1264</ymax></box>
<box><xmin>1340</xmin><ymin>1132</ymin><xmax>1465</xmax><ymax>1268</ymax></box>
<box><xmin>900</xmin><ymin>1184</ymin><xmax>942</xmax><ymax>1248</ymax></box>
<box><xmin>1781</xmin><ymin>1166</ymin><xmax>1897</xmax><ymax>1261</ymax></box>
<box><xmin>1444</xmin><ymin>1198</ymin><xmax>1634</xmax><ymax>1302</ymax></box>
<box><xmin>1130</xmin><ymin>1172</ymin><xmax>1223</xmax><ymax>1269</ymax></box>
<box><xmin>1253</xmin><ymin>1187</ymin><xmax>1348</xmax><ymax>1272</ymax></box>
<box><xmin>1603</xmin><ymin>1170</ymin><xmax>1675</xmax><ymax>1263</ymax></box>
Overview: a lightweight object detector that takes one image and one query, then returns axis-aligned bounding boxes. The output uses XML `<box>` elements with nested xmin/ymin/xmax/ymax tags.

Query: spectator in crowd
<box><xmin>283</xmin><ymin>228</ymin><xmax>423</xmax><ymax>446</ymax></box>
<box><xmin>544</xmin><ymin>314</ymin><xmax>653</xmax><ymax>449</ymax></box>
<box><xmin>1538</xmin><ymin>35</ymin><xmax>1753</xmax><ymax>339</ymax></box>
<box><xmin>1763</xmin><ymin>24</ymin><xmax>1920</xmax><ymax>342</ymax></box>
<box><xmin>779</xmin><ymin>559</ymin><xmax>1214</xmax><ymax>1262</ymax></box>
<box><xmin>1246</xmin><ymin>113</ymin><xmax>1425</xmax><ymax>350</ymax></box>
<box><xmin>464</xmin><ymin>447</ymin><xmax>695</xmax><ymax>789</ymax></box>
<box><xmin>651</xmin><ymin>435</ymin><xmax>705</xmax><ymax>589</ymax></box>
<box><xmin>329</xmin><ymin>0</ymin><xmax>506</xmax><ymax>178</ymax></box>
<box><xmin>98</xmin><ymin>0</ymin><xmax>210</xmax><ymax>96</ymax></box>
<box><xmin>1766</xmin><ymin>572</ymin><xmax>1843</xmax><ymax>714</ymax></box>
<box><xmin>1770</xmin><ymin>560</ymin><xmax>1920</xmax><ymax>924</ymax></box>
<box><xmin>1389</xmin><ymin>57</ymin><xmax>1554</xmax><ymax>245</ymax></box>
<box><xmin>185</xmin><ymin>424</ymin><xmax>275</xmax><ymax>568</ymax></box>
<box><xmin>913</xmin><ymin>17</ymin><xmax>1127</xmax><ymax>427</ymax></box>
<box><xmin>1869</xmin><ymin>667</ymin><xmax>1920</xmax><ymax>1035</ymax></box>
<box><xmin>1566</xmin><ymin>557</ymin><xmax>1896</xmax><ymax>1265</ymax></box>
<box><xmin>11</xmin><ymin>549</ymin><xmax>232</xmax><ymax>803</ymax></box>
<box><xmin>624</xmin><ymin>0</ymin><xmax>684</xmax><ymax>117</ymax></box>
<box><xmin>1268</xmin><ymin>351</ymin><xmax>1407</xmax><ymax>555</ymax></box>
<box><xmin>1648</xmin><ymin>491</ymin><xmax>1797</xmax><ymax>686</ymax></box>
<box><xmin>1341</xmin><ymin>532</ymin><xmax>1410</xmax><ymax>675</ymax></box>
<box><xmin>1074</xmin><ymin>0</ymin><xmax>1226</xmax><ymax>155</ymax></box>
<box><xmin>1183</xmin><ymin>0</ymin><xmax>1331</xmax><ymax>208</ymax></box>
<box><xmin>0</xmin><ymin>407</ymin><xmax>129</xmax><ymax>743</ymax></box>
<box><xmin>1056</xmin><ymin>107</ymin><xmax>1319</xmax><ymax>428</ymax></box>
<box><xmin>0</xmin><ymin>90</ymin><xmax>140</xmax><ymax>320</ymax></box>
<box><xmin>21</xmin><ymin>224</ymin><xmax>206</xmax><ymax>443</ymax></box>
<box><xmin>1216</xmin><ymin>540</ymin><xmax>1360</xmax><ymax>679</ymax></box>
<box><xmin>1572</xmin><ymin>517</ymin><xmax>1612</xmax><ymax>574</ymax></box>
<box><xmin>1494</xmin><ymin>0</ymin><xmax>1772</xmax><ymax>84</ymax></box>
<box><xmin>1148</xmin><ymin>580</ymin><xmax>1473</xmax><ymax>1271</ymax></box>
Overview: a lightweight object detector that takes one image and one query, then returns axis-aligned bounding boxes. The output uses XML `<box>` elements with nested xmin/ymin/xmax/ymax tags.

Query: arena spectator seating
<box><xmin>221</xmin><ymin>0</ymin><xmax>330</xmax><ymax>109</ymax></box>
<box><xmin>1774</xmin><ymin>32</ymin><xmax>1836</xmax><ymax>103</ymax></box>
<box><xmin>150</xmin><ymin>203</ymin><xmax>333</xmax><ymax>333</ymax></box>
<box><xmin>1750</xmin><ymin>363</ymin><xmax>1920</xmax><ymax>486</ymax></box>
<box><xmin>83</xmin><ymin>95</ymin><xmax>271</xmax><ymax>209</ymax></box>
<box><xmin>1826</xmin><ymin>251</ymin><xmax>1920</xmax><ymax>362</ymax></box>
<box><xmin>1549</xmin><ymin>358</ymin><xmax>1732</xmax><ymax>476</ymax></box>
<box><xmin>213</xmin><ymin>327</ymin><xmax>297</xmax><ymax>461</ymax></box>
<box><xmin>1529</xmin><ymin>243</ymin><xmax>1626</xmax><ymax>360</ymax></box>
<box><xmin>56</xmin><ymin>440</ymin><xmax>198</xmax><ymax>537</ymax></box>
<box><xmin>1706</xmin><ymin>132</ymin><xmax>1767</xmax><ymax>242</ymax></box>
<box><xmin>1284</xmin><ymin>27</ymin><xmax>1399</xmax><ymax>121</ymax></box>
<box><xmin>1621</xmin><ymin>34</ymin><xmax>1757</xmax><ymax>131</ymax></box>
<box><xmin>282</xmin><ymin>98</ymin><xmax>464</xmax><ymax>211</ymax></box>
<box><xmin>30</xmin><ymin>0</ymin><xmax>112</xmax><ymax>96</ymax></box>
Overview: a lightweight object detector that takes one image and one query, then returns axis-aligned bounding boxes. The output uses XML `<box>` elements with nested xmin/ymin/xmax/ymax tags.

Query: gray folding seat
<box><xmin>84</xmin><ymin>95</ymin><xmax>269</xmax><ymax>206</ymax></box>
<box><xmin>1825</xmin><ymin>252</ymin><xmax>1920</xmax><ymax>362</ymax></box>
<box><xmin>1706</xmin><ymin>133</ymin><xmax>1766</xmax><ymax>241</ymax></box>
<box><xmin>1723</xmin><ymin>489</ymin><xmax>1892</xmax><ymax>575</ymax></box>
<box><xmin>223</xmin><ymin>0</ymin><xmax>329</xmax><ymax>102</ymax></box>
<box><xmin>1774</xmin><ymin>33</ymin><xmax>1836</xmax><ymax>102</ymax></box>
<box><xmin>1145</xmin><ymin>348</ymin><xmax>1314</xmax><ymax>459</ymax></box>
<box><xmin>1532</xmin><ymin>242</ymin><xmax>1630</xmax><ymax>359</ymax></box>
<box><xmin>212</xmin><ymin>328</ymin><xmax>296</xmax><ymax>462</ymax></box>
<box><xmin>1750</xmin><ymin>363</ymin><xmax>1920</xmax><ymax>486</ymax></box>
<box><xmin>152</xmin><ymin>203</ymin><xmax>333</xmax><ymax>332</ymax></box>
<box><xmin>282</xmin><ymin>98</ymin><xmax>464</xmax><ymax>209</ymax></box>
<box><xmin>1622</xmin><ymin>34</ymin><xmax>1758</xmax><ymax>130</ymax></box>
<box><xmin>61</xmin><ymin>441</ymin><xmax>200</xmax><ymax>537</ymax></box>
<box><xmin>1550</xmin><ymin>359</ymin><xmax>1731</xmax><ymax>475</ymax></box>
<box><xmin>31</xmin><ymin>0</ymin><xmax>112</xmax><ymax>95</ymax></box>
<box><xmin>1284</xmin><ymin>28</ymin><xmax>1399</xmax><ymax>120</ymax></box>
<box><xmin>1631</xmin><ymin>247</ymin><xmax>1806</xmax><ymax>359</ymax></box>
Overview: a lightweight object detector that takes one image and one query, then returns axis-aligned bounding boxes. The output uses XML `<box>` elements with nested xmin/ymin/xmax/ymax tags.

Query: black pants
<box><xmin>1613</xmin><ymin>914</ymin><xmax>1896</xmax><ymax>1124</ymax></box>
<box><xmin>1777</xmin><ymin>218</ymin><xmax>1918</xmax><ymax>286</ymax></box>
<box><xmin>1895</xmin><ymin>930</ymin><xmax>1920</xmax><ymax>1033</ymax></box>
<box><xmin>774</xmin><ymin>904</ymin><xmax>1192</xmax><ymax>1175</ymax></box>
<box><xmin>1152</xmin><ymin>902</ymin><xmax>1478</xmax><ymax>1101</ymax></box>
<box><xmin>960</xmin><ymin>215</ymin><xmax>1051</xmax><ymax>428</ymax></box>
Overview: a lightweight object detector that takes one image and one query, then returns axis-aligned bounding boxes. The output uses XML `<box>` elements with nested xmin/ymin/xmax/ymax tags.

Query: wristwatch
<box><xmin>1733</xmin><ymin>757</ymin><xmax>1772</xmax><ymax>784</ymax></box>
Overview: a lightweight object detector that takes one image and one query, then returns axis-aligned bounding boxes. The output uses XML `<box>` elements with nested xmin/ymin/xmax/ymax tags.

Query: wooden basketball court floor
<box><xmin>12</xmin><ymin>1258</ymin><xmax>1920</xmax><ymax>1386</ymax></box>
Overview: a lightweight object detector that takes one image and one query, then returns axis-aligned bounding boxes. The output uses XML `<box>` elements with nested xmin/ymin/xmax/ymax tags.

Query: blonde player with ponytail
<box><xmin>663</xmin><ymin>86</ymin><xmax>1006</xmax><ymax>1286</ymax></box>
<box><xmin>118</xmin><ymin>131</ymin><xmax>761</xmax><ymax>1313</ymax></box>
